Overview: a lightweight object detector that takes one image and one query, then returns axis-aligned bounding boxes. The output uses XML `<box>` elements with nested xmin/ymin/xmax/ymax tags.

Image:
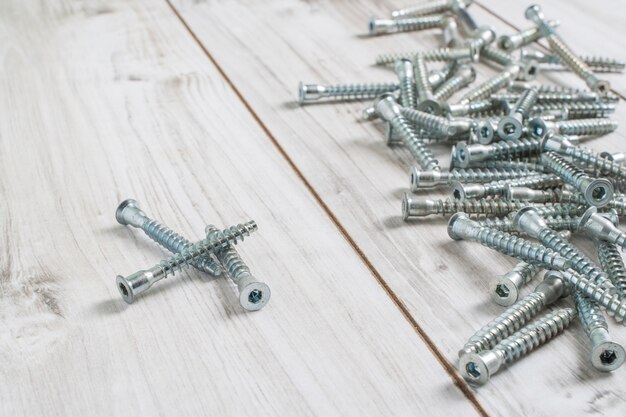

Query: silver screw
<box><xmin>505</xmin><ymin>186</ymin><xmax>560</xmax><ymax>203</ymax></box>
<box><xmin>578</xmin><ymin>207</ymin><xmax>626</xmax><ymax>248</ymax></box>
<box><xmin>394</xmin><ymin>59</ymin><xmax>418</xmax><ymax>109</ymax></box>
<box><xmin>400</xmin><ymin>107</ymin><xmax>457</xmax><ymax>138</ymax></box>
<box><xmin>391</xmin><ymin>0</ymin><xmax>473</xmax><ymax>19</ymax></box>
<box><xmin>463</xmin><ymin>271</ymin><xmax>569</xmax><ymax>356</ymax></box>
<box><xmin>490</xmin><ymin>261</ymin><xmax>541</xmax><ymax>307</ymax></box>
<box><xmin>498</xmin><ymin>20</ymin><xmax>560</xmax><ymax>51</ymax></box>
<box><xmin>410</xmin><ymin>167</ymin><xmax>538</xmax><ymax>190</ymax></box>
<box><xmin>513</xmin><ymin>207</ymin><xmax>615</xmax><ymax>291</ymax></box>
<box><xmin>443</xmin><ymin>98</ymin><xmax>509</xmax><ymax>117</ymax></box>
<box><xmin>524</xmin><ymin>49</ymin><xmax>625</xmax><ymax>73</ymax></box>
<box><xmin>454</xmin><ymin>138</ymin><xmax>543</xmax><ymax>168</ymax></box>
<box><xmin>116</xmin><ymin>221</ymin><xmax>257</xmax><ymax>304</ymax></box>
<box><xmin>298</xmin><ymin>82</ymin><xmax>398</xmax><ymax>104</ymax></box>
<box><xmin>116</xmin><ymin>199</ymin><xmax>222</xmax><ymax>276</ymax></box>
<box><xmin>403</xmin><ymin>195</ymin><xmax>526</xmax><ymax>219</ymax></box>
<box><xmin>413</xmin><ymin>54</ymin><xmax>442</xmax><ymax>114</ymax></box>
<box><xmin>599</xmin><ymin>241</ymin><xmax>626</xmax><ymax>299</ymax></box>
<box><xmin>368</xmin><ymin>15</ymin><xmax>444</xmax><ymax>36</ymax></box>
<box><xmin>374</xmin><ymin>94</ymin><xmax>440</xmax><ymax>170</ymax></box>
<box><xmin>573</xmin><ymin>290</ymin><xmax>625</xmax><ymax>372</ymax></box>
<box><xmin>459</xmin><ymin>308</ymin><xmax>576</xmax><ymax>385</ymax></box>
<box><xmin>497</xmin><ymin>88</ymin><xmax>539</xmax><ymax>140</ymax></box>
<box><xmin>494</xmin><ymin>91</ymin><xmax>601</xmax><ymax>104</ymax></box>
<box><xmin>480</xmin><ymin>47</ymin><xmax>538</xmax><ymax>81</ymax></box>
<box><xmin>451</xmin><ymin>173</ymin><xmax>561</xmax><ymax>200</ymax></box>
<box><xmin>459</xmin><ymin>64</ymin><xmax>520</xmax><ymax>102</ymax></box>
<box><xmin>447</xmin><ymin>213</ymin><xmax>571</xmax><ymax>270</ymax></box>
<box><xmin>205</xmin><ymin>226</ymin><xmax>270</xmax><ymax>311</ymax></box>
<box><xmin>540</xmin><ymin>152</ymin><xmax>614</xmax><ymax>207</ymax></box>
<box><xmin>433</xmin><ymin>65</ymin><xmax>476</xmax><ymax>101</ymax></box>
<box><xmin>532</xmin><ymin>102</ymin><xmax>616</xmax><ymax>120</ymax></box>
<box><xmin>531</xmin><ymin>118</ymin><xmax>618</xmax><ymax>138</ymax></box>
<box><xmin>525</xmin><ymin>4</ymin><xmax>610</xmax><ymax>92</ymax></box>
<box><xmin>375</xmin><ymin>46</ymin><xmax>479</xmax><ymax>66</ymax></box>
<box><xmin>479</xmin><ymin>214</ymin><xmax>579</xmax><ymax>234</ymax></box>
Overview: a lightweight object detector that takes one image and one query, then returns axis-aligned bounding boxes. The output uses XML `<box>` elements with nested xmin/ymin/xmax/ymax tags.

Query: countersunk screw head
<box><xmin>116</xmin><ymin>198</ymin><xmax>140</xmax><ymax>226</ymax></box>
<box><xmin>458</xmin><ymin>350</ymin><xmax>499</xmax><ymax>386</ymax></box>
<box><xmin>585</xmin><ymin>178</ymin><xmax>614</xmax><ymax>208</ymax></box>
<box><xmin>489</xmin><ymin>275</ymin><xmax>519</xmax><ymax>307</ymax></box>
<box><xmin>240</xmin><ymin>281</ymin><xmax>272</xmax><ymax>311</ymax></box>
<box><xmin>592</xmin><ymin>341</ymin><xmax>626</xmax><ymax>372</ymax></box>
<box><xmin>447</xmin><ymin>212</ymin><xmax>468</xmax><ymax>240</ymax></box>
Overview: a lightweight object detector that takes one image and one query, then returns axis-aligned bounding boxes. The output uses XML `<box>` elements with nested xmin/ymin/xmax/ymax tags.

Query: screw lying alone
<box><xmin>116</xmin><ymin>221</ymin><xmax>257</xmax><ymax>304</ymax></box>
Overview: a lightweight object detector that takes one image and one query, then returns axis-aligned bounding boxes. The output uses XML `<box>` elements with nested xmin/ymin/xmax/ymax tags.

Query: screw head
<box><xmin>490</xmin><ymin>275</ymin><xmax>519</xmax><ymax>306</ymax></box>
<box><xmin>458</xmin><ymin>353</ymin><xmax>491</xmax><ymax>385</ymax></box>
<box><xmin>497</xmin><ymin>116</ymin><xmax>523</xmax><ymax>141</ymax></box>
<box><xmin>584</xmin><ymin>179</ymin><xmax>614</xmax><ymax>207</ymax></box>
<box><xmin>240</xmin><ymin>281</ymin><xmax>271</xmax><ymax>311</ymax></box>
<box><xmin>592</xmin><ymin>341</ymin><xmax>626</xmax><ymax>372</ymax></box>
<box><xmin>447</xmin><ymin>212</ymin><xmax>468</xmax><ymax>240</ymax></box>
<box><xmin>116</xmin><ymin>275</ymin><xmax>135</xmax><ymax>304</ymax></box>
<box><xmin>116</xmin><ymin>199</ymin><xmax>139</xmax><ymax>226</ymax></box>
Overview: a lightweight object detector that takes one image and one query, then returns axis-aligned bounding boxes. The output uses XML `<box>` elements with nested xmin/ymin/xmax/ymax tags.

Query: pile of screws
<box><xmin>298</xmin><ymin>2</ymin><xmax>626</xmax><ymax>385</ymax></box>
<box><xmin>114</xmin><ymin>199</ymin><xmax>270</xmax><ymax>311</ymax></box>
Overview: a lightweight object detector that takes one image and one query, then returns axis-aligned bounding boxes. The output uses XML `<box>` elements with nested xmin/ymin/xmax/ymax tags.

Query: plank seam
<box><xmin>164</xmin><ymin>1</ymin><xmax>490</xmax><ymax>416</ymax></box>
<box><xmin>474</xmin><ymin>1</ymin><xmax>626</xmax><ymax>101</ymax></box>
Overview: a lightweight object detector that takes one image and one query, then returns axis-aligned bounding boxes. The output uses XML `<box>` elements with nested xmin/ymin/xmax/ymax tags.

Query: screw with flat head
<box><xmin>298</xmin><ymin>82</ymin><xmax>398</xmax><ymax>104</ymax></box>
<box><xmin>498</xmin><ymin>20</ymin><xmax>559</xmax><ymax>51</ymax></box>
<box><xmin>490</xmin><ymin>262</ymin><xmax>541</xmax><ymax>307</ymax></box>
<box><xmin>205</xmin><ymin>225</ymin><xmax>270</xmax><ymax>311</ymax></box>
<box><xmin>368</xmin><ymin>15</ymin><xmax>444</xmax><ymax>36</ymax></box>
<box><xmin>497</xmin><ymin>88</ymin><xmax>538</xmax><ymax>141</ymax></box>
<box><xmin>394</xmin><ymin>59</ymin><xmax>418</xmax><ymax>109</ymax></box>
<box><xmin>116</xmin><ymin>199</ymin><xmax>222</xmax><ymax>276</ymax></box>
<box><xmin>578</xmin><ymin>207</ymin><xmax>626</xmax><ymax>248</ymax></box>
<box><xmin>116</xmin><ymin>221</ymin><xmax>257</xmax><ymax>304</ymax></box>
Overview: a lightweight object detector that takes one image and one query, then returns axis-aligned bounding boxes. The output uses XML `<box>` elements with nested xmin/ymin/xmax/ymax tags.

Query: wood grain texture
<box><xmin>0</xmin><ymin>1</ymin><xmax>482</xmax><ymax>416</ymax></box>
<box><xmin>169</xmin><ymin>0</ymin><xmax>626</xmax><ymax>416</ymax></box>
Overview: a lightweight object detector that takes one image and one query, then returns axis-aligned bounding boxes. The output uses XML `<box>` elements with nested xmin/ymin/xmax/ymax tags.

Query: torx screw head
<box><xmin>528</xmin><ymin>118</ymin><xmax>548</xmax><ymax>139</ymax></box>
<box><xmin>585</xmin><ymin>178</ymin><xmax>614</xmax><ymax>208</ymax></box>
<box><xmin>474</xmin><ymin>120</ymin><xmax>495</xmax><ymax>144</ymax></box>
<box><xmin>497</xmin><ymin>116</ymin><xmax>524</xmax><ymax>141</ymax></box>
<box><xmin>490</xmin><ymin>275</ymin><xmax>520</xmax><ymax>307</ymax></box>
<box><xmin>458</xmin><ymin>350</ymin><xmax>500</xmax><ymax>386</ymax></box>
<box><xmin>592</xmin><ymin>341</ymin><xmax>626</xmax><ymax>372</ymax></box>
<box><xmin>240</xmin><ymin>282</ymin><xmax>272</xmax><ymax>311</ymax></box>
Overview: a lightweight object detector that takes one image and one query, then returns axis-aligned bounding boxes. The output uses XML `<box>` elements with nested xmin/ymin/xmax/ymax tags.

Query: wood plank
<box><xmin>169</xmin><ymin>0</ymin><xmax>626</xmax><ymax>416</ymax></box>
<box><xmin>0</xmin><ymin>1</ymin><xmax>482</xmax><ymax>416</ymax></box>
<box><xmin>477</xmin><ymin>0</ymin><xmax>626</xmax><ymax>96</ymax></box>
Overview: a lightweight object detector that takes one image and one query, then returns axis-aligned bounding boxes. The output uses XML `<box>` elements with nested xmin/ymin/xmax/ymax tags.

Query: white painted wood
<box><xmin>169</xmin><ymin>0</ymin><xmax>626</xmax><ymax>416</ymax></box>
<box><xmin>0</xmin><ymin>1</ymin><xmax>482</xmax><ymax>416</ymax></box>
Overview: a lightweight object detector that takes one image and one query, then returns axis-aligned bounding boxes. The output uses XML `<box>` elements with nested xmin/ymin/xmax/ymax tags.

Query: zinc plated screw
<box><xmin>553</xmin><ymin>270</ymin><xmax>626</xmax><ymax>324</ymax></box>
<box><xmin>497</xmin><ymin>20</ymin><xmax>559</xmax><ymax>51</ymax></box>
<box><xmin>368</xmin><ymin>15</ymin><xmax>444</xmax><ymax>36</ymax></box>
<box><xmin>532</xmin><ymin>102</ymin><xmax>616</xmax><ymax>120</ymax></box>
<box><xmin>116</xmin><ymin>221</ymin><xmax>257</xmax><ymax>304</ymax></box>
<box><xmin>540</xmin><ymin>152</ymin><xmax>614</xmax><ymax>207</ymax></box>
<box><xmin>375</xmin><ymin>94</ymin><xmax>440</xmax><ymax>170</ymax></box>
<box><xmin>578</xmin><ymin>207</ymin><xmax>626</xmax><ymax>249</ymax></box>
<box><xmin>454</xmin><ymin>138</ymin><xmax>543</xmax><ymax>168</ymax></box>
<box><xmin>480</xmin><ymin>46</ymin><xmax>539</xmax><ymax>82</ymax></box>
<box><xmin>413</xmin><ymin>54</ymin><xmax>442</xmax><ymax>114</ymax></box>
<box><xmin>525</xmin><ymin>4</ymin><xmax>610</xmax><ymax>92</ymax></box>
<box><xmin>471</xmin><ymin>118</ymin><xmax>499</xmax><ymax>144</ymax></box>
<box><xmin>573</xmin><ymin>290</ymin><xmax>625</xmax><ymax>371</ymax></box>
<box><xmin>599</xmin><ymin>241</ymin><xmax>626</xmax><ymax>298</ymax></box>
<box><xmin>513</xmin><ymin>207</ymin><xmax>615</xmax><ymax>291</ymax></box>
<box><xmin>410</xmin><ymin>167</ymin><xmax>538</xmax><ymax>190</ymax></box>
<box><xmin>601</xmin><ymin>152</ymin><xmax>626</xmax><ymax>165</ymax></box>
<box><xmin>447</xmin><ymin>213</ymin><xmax>571</xmax><ymax>270</ymax></box>
<box><xmin>298</xmin><ymin>82</ymin><xmax>398</xmax><ymax>104</ymax></box>
<box><xmin>497</xmin><ymin>88</ymin><xmax>539</xmax><ymax>140</ymax></box>
<box><xmin>489</xmin><ymin>261</ymin><xmax>541</xmax><ymax>307</ymax></box>
<box><xmin>459</xmin><ymin>64</ymin><xmax>520</xmax><ymax>103</ymax></box>
<box><xmin>443</xmin><ymin>98</ymin><xmax>509</xmax><ymax>117</ymax></box>
<box><xmin>433</xmin><ymin>65</ymin><xmax>476</xmax><ymax>101</ymax></box>
<box><xmin>205</xmin><ymin>225</ymin><xmax>270</xmax><ymax>311</ymax></box>
<box><xmin>403</xmin><ymin>195</ymin><xmax>529</xmax><ymax>219</ymax></box>
<box><xmin>478</xmin><ymin>214</ymin><xmax>580</xmax><ymax>234</ymax></box>
<box><xmin>451</xmin><ymin>173</ymin><xmax>561</xmax><ymax>200</ymax></box>
<box><xmin>462</xmin><ymin>271</ymin><xmax>570</xmax><ymax>356</ymax></box>
<box><xmin>391</xmin><ymin>0</ymin><xmax>473</xmax><ymax>19</ymax></box>
<box><xmin>505</xmin><ymin>186</ymin><xmax>560</xmax><ymax>203</ymax></box>
<box><xmin>395</xmin><ymin>59</ymin><xmax>418</xmax><ymax>109</ymax></box>
<box><xmin>441</xmin><ymin>14</ymin><xmax>463</xmax><ymax>47</ymax></box>
<box><xmin>400</xmin><ymin>107</ymin><xmax>457</xmax><ymax>138</ymax></box>
<box><xmin>522</xmin><ymin>49</ymin><xmax>626</xmax><ymax>73</ymax></box>
<box><xmin>494</xmin><ymin>91</ymin><xmax>601</xmax><ymax>104</ymax></box>
<box><xmin>530</xmin><ymin>118</ymin><xmax>618</xmax><ymax>138</ymax></box>
<box><xmin>116</xmin><ymin>199</ymin><xmax>222</xmax><ymax>276</ymax></box>
<box><xmin>459</xmin><ymin>308</ymin><xmax>576</xmax><ymax>386</ymax></box>
<box><xmin>375</xmin><ymin>46</ymin><xmax>479</xmax><ymax>66</ymax></box>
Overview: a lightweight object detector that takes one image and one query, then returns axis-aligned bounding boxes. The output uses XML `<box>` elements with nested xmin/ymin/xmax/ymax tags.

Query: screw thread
<box><xmin>398</xmin><ymin>78</ymin><xmax>417</xmax><ymax>109</ymax></box>
<box><xmin>446</xmin><ymin>99</ymin><xmax>507</xmax><ymax>117</ymax></box>
<box><xmin>556</xmin><ymin>119</ymin><xmax>618</xmax><ymax>136</ymax></box>
<box><xmin>413</xmin><ymin>54</ymin><xmax>434</xmax><ymax>101</ymax></box>
<box><xmin>205</xmin><ymin>225</ymin><xmax>252</xmax><ymax>287</ymax></box>
<box><xmin>142</xmin><ymin>219</ymin><xmax>222</xmax><ymax>276</ymax></box>
<box><xmin>481</xmin><ymin>45</ymin><xmax>514</xmax><ymax>66</ymax></box>
<box><xmin>567</xmin><ymin>147</ymin><xmax>626</xmax><ymax>179</ymax></box>
<box><xmin>599</xmin><ymin>242</ymin><xmax>626</xmax><ymax>299</ymax></box>
<box><xmin>560</xmin><ymin>271</ymin><xmax>626</xmax><ymax>323</ymax></box>
<box><xmin>495</xmin><ymin>308</ymin><xmax>576</xmax><ymax>364</ymax></box>
<box><xmin>541</xmin><ymin>152</ymin><xmax>602</xmax><ymax>196</ymax></box>
<box><xmin>479</xmin><ymin>214</ymin><xmax>578</xmax><ymax>232</ymax></box>
<box><xmin>485</xmin><ymin>138</ymin><xmax>543</xmax><ymax>160</ymax></box>
<box><xmin>329</xmin><ymin>83</ymin><xmax>399</xmax><ymax>100</ymax></box>
<box><xmin>534</xmin><ymin>102</ymin><xmax>616</xmax><ymax>119</ymax></box>
<box><xmin>376</xmin><ymin>47</ymin><xmax>474</xmax><ymax>66</ymax></box>
<box><xmin>460</xmin><ymin>67</ymin><xmax>519</xmax><ymax>102</ymax></box>
<box><xmin>401</xmin><ymin>108</ymin><xmax>451</xmax><ymax>137</ymax></box>
<box><xmin>444</xmin><ymin>198</ymin><xmax>526</xmax><ymax>216</ymax></box>
<box><xmin>484</xmin><ymin>174</ymin><xmax>562</xmax><ymax>197</ymax></box>
<box><xmin>461</xmin><ymin>292</ymin><xmax>547</xmax><ymax>356</ymax></box>
<box><xmin>391</xmin><ymin>116</ymin><xmax>440</xmax><ymax>170</ymax></box>
<box><xmin>391</xmin><ymin>0</ymin><xmax>451</xmax><ymax>18</ymax></box>
<box><xmin>482</xmin><ymin>160</ymin><xmax>547</xmax><ymax>172</ymax></box>
<box><xmin>512</xmin><ymin>88</ymin><xmax>538</xmax><ymax>117</ymax></box>
<box><xmin>547</xmin><ymin>36</ymin><xmax>607</xmax><ymax>91</ymax></box>
<box><xmin>582</xmin><ymin>56</ymin><xmax>626</xmax><ymax>72</ymax></box>
<box><xmin>433</xmin><ymin>68</ymin><xmax>475</xmax><ymax>101</ymax></box>
<box><xmin>383</xmin><ymin>15</ymin><xmax>445</xmax><ymax>33</ymax></box>
<box><xmin>574</xmin><ymin>290</ymin><xmax>608</xmax><ymax>334</ymax></box>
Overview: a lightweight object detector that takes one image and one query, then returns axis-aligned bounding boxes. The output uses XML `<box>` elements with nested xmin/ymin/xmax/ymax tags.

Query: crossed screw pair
<box><xmin>114</xmin><ymin>199</ymin><xmax>270</xmax><ymax>311</ymax></box>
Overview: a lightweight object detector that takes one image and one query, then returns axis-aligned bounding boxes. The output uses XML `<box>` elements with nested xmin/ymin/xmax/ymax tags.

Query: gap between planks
<box><xmin>474</xmin><ymin>0</ymin><xmax>626</xmax><ymax>101</ymax></box>
<box><xmin>164</xmin><ymin>0</ymin><xmax>491</xmax><ymax>415</ymax></box>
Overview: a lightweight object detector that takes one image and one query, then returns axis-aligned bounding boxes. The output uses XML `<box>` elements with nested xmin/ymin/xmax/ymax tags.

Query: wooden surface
<box><xmin>1</xmin><ymin>0</ymin><xmax>625</xmax><ymax>416</ymax></box>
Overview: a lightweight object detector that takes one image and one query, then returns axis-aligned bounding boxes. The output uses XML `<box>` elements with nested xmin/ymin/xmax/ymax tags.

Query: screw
<box><xmin>553</xmin><ymin>270</ymin><xmax>626</xmax><ymax>324</ymax></box>
<box><xmin>116</xmin><ymin>199</ymin><xmax>222</xmax><ymax>276</ymax></box>
<box><xmin>490</xmin><ymin>261</ymin><xmax>541</xmax><ymax>307</ymax></box>
<box><xmin>601</xmin><ymin>152</ymin><xmax>626</xmax><ymax>165</ymax></box>
<box><xmin>531</xmin><ymin>118</ymin><xmax>618</xmax><ymax>138</ymax></box>
<box><xmin>410</xmin><ymin>167</ymin><xmax>538</xmax><ymax>190</ymax></box>
<box><xmin>395</xmin><ymin>59</ymin><xmax>418</xmax><ymax>109</ymax></box>
<box><xmin>368</xmin><ymin>15</ymin><xmax>444</xmax><ymax>36</ymax></box>
<box><xmin>513</xmin><ymin>207</ymin><xmax>615</xmax><ymax>290</ymax></box>
<box><xmin>479</xmin><ymin>214</ymin><xmax>580</xmax><ymax>234</ymax></box>
<box><xmin>403</xmin><ymin>195</ymin><xmax>527</xmax><ymax>219</ymax></box>
<box><xmin>540</xmin><ymin>152</ymin><xmax>614</xmax><ymax>207</ymax></box>
<box><xmin>459</xmin><ymin>64</ymin><xmax>520</xmax><ymax>102</ymax></box>
<box><xmin>599</xmin><ymin>241</ymin><xmax>626</xmax><ymax>299</ymax></box>
<box><xmin>498</xmin><ymin>20</ymin><xmax>560</xmax><ymax>51</ymax></box>
<box><xmin>451</xmin><ymin>173</ymin><xmax>561</xmax><ymax>200</ymax></box>
<box><xmin>441</xmin><ymin>15</ymin><xmax>463</xmax><ymax>47</ymax></box>
<box><xmin>443</xmin><ymin>98</ymin><xmax>509</xmax><ymax>117</ymax></box>
<box><xmin>532</xmin><ymin>102</ymin><xmax>616</xmax><ymax>120</ymax></box>
<box><xmin>578</xmin><ymin>206</ymin><xmax>626</xmax><ymax>248</ymax></box>
<box><xmin>205</xmin><ymin>226</ymin><xmax>270</xmax><ymax>311</ymax></box>
<box><xmin>462</xmin><ymin>271</ymin><xmax>570</xmax><ymax>356</ymax></box>
<box><xmin>447</xmin><ymin>213</ymin><xmax>571</xmax><ymax>270</ymax></box>
<box><xmin>391</xmin><ymin>0</ymin><xmax>473</xmax><ymax>19</ymax></box>
<box><xmin>573</xmin><ymin>290</ymin><xmax>625</xmax><ymax>371</ymax></box>
<box><xmin>413</xmin><ymin>54</ymin><xmax>442</xmax><ymax>114</ymax></box>
<box><xmin>497</xmin><ymin>88</ymin><xmax>539</xmax><ymax>140</ymax></box>
<box><xmin>505</xmin><ymin>186</ymin><xmax>560</xmax><ymax>203</ymax></box>
<box><xmin>459</xmin><ymin>308</ymin><xmax>576</xmax><ymax>385</ymax></box>
<box><xmin>400</xmin><ymin>108</ymin><xmax>457</xmax><ymax>138</ymax></box>
<box><xmin>433</xmin><ymin>65</ymin><xmax>476</xmax><ymax>101</ymax></box>
<box><xmin>454</xmin><ymin>138</ymin><xmax>543</xmax><ymax>168</ymax></box>
<box><xmin>522</xmin><ymin>49</ymin><xmax>625</xmax><ymax>73</ymax></box>
<box><xmin>375</xmin><ymin>46</ymin><xmax>479</xmax><ymax>66</ymax></box>
<box><xmin>298</xmin><ymin>82</ymin><xmax>398</xmax><ymax>104</ymax></box>
<box><xmin>480</xmin><ymin>47</ymin><xmax>539</xmax><ymax>81</ymax></box>
<box><xmin>375</xmin><ymin>94</ymin><xmax>439</xmax><ymax>170</ymax></box>
<box><xmin>116</xmin><ymin>221</ymin><xmax>257</xmax><ymax>304</ymax></box>
<box><xmin>525</xmin><ymin>4</ymin><xmax>610</xmax><ymax>92</ymax></box>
